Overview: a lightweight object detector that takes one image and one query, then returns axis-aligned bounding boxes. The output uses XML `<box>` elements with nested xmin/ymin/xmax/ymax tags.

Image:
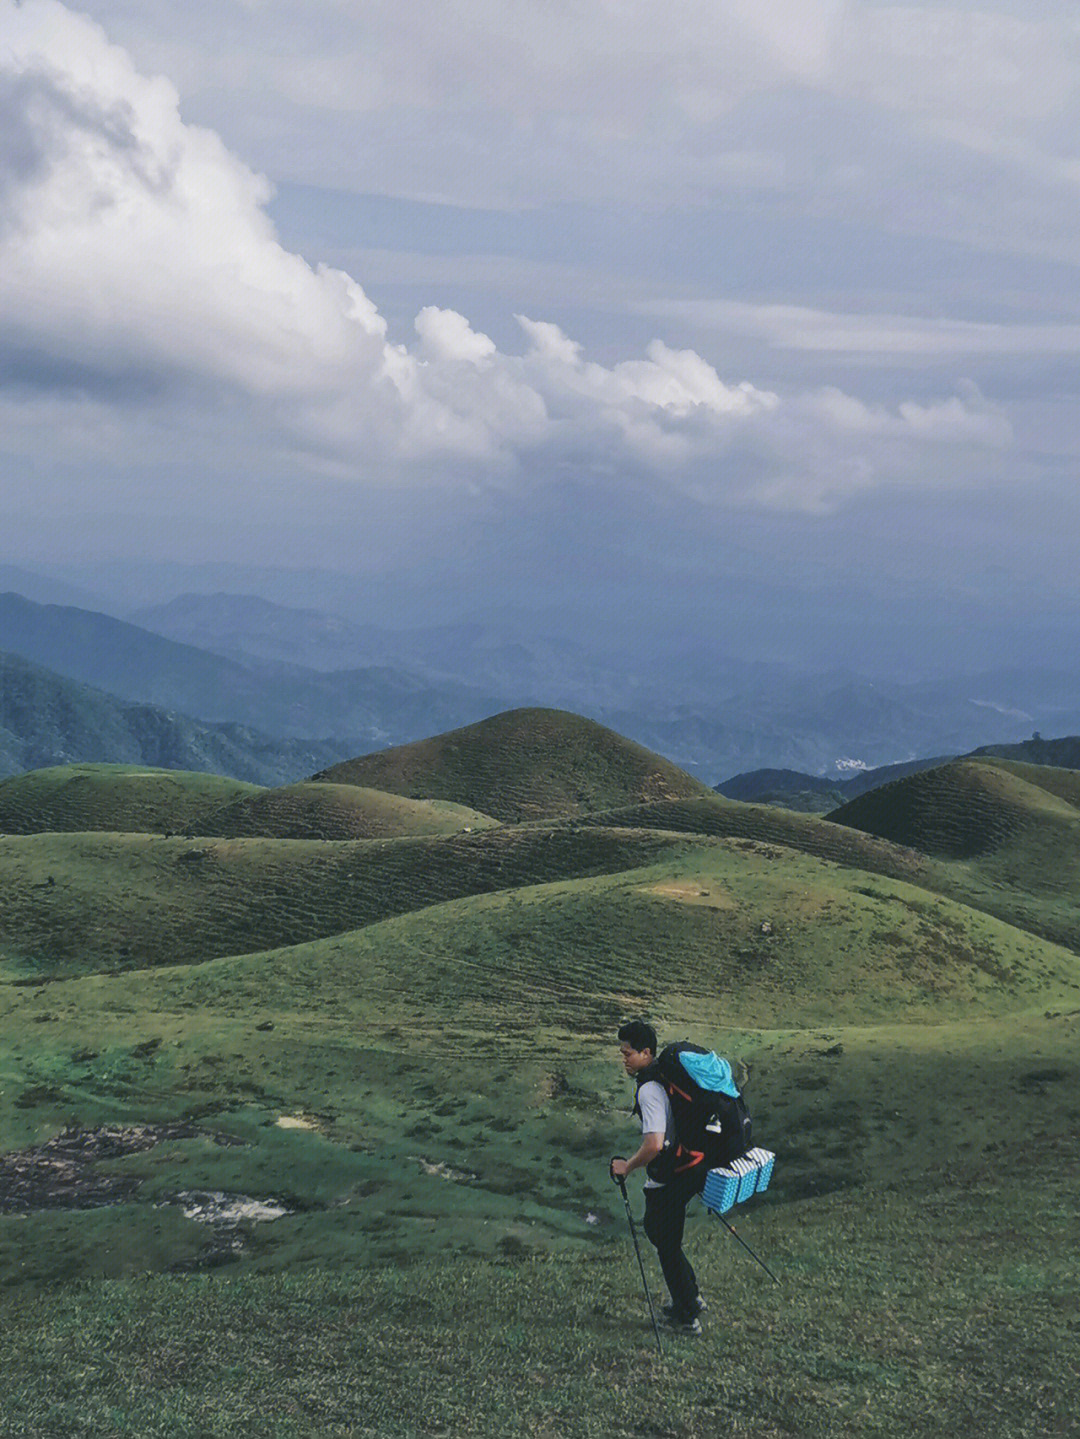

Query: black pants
<box><xmin>642</xmin><ymin>1173</ymin><xmax>703</xmax><ymax>1318</ymax></box>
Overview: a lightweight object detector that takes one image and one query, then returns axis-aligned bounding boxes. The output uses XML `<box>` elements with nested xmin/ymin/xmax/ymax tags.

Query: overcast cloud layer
<box><xmin>2</xmin><ymin>0</ymin><xmax>1080</xmax><ymax>665</ymax></box>
<box><xmin>0</xmin><ymin>1</ymin><xmax>1022</xmax><ymax>503</ymax></box>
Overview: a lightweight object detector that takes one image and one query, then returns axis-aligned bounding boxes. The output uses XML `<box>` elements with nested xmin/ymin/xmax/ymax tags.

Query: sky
<box><xmin>2</xmin><ymin>0</ymin><xmax>1080</xmax><ymax>670</ymax></box>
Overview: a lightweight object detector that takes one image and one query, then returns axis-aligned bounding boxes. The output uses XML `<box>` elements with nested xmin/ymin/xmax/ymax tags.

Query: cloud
<box><xmin>66</xmin><ymin>1</ymin><xmax>1080</xmax><ymax>264</ymax></box>
<box><xmin>0</xmin><ymin>0</ymin><xmax>1013</xmax><ymax>511</ymax></box>
<box><xmin>640</xmin><ymin>299</ymin><xmax>1080</xmax><ymax>358</ymax></box>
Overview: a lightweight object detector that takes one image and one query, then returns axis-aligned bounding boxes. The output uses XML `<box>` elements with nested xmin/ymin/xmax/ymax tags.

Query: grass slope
<box><xmin>3</xmin><ymin>1191</ymin><xmax>1075</xmax><ymax>1439</ymax></box>
<box><xmin>826</xmin><ymin>758</ymin><xmax>1079</xmax><ymax>860</ymax></box>
<box><xmin>0</xmin><ymin>847</ymin><xmax>1077</xmax><ymax>1433</ymax></box>
<box><xmin>822</xmin><ymin>758</ymin><xmax>1080</xmax><ymax>954</ymax></box>
<box><xmin>2</xmin><ymin>730</ymin><xmax>1079</xmax><ymax>1434</ymax></box>
<box><xmin>580</xmin><ymin>793</ymin><xmax>934</xmax><ymax>885</ymax></box>
<box><xmin>314</xmin><ymin>708</ymin><xmax>716</xmax><ymax>822</ymax></box>
<box><xmin>586</xmin><ymin>782</ymin><xmax>1080</xmax><ymax>961</ymax></box>
<box><xmin>2</xmin><ymin>840</ymin><xmax>1077</xmax><ymax>1265</ymax></box>
<box><xmin>0</xmin><ymin>764</ymin><xmax>259</xmax><ymax>836</ymax></box>
<box><xmin>0</xmin><ymin>825</ymin><xmax>701</xmax><ymax>978</ymax></box>
<box><xmin>206</xmin><ymin>781</ymin><xmax>497</xmax><ymax>841</ymax></box>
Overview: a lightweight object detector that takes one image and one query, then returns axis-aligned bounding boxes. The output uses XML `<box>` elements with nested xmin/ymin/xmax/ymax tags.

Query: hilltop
<box><xmin>827</xmin><ymin>757</ymin><xmax>1079</xmax><ymax>859</ymax></box>
<box><xmin>0</xmin><ymin>765</ymin><xmax>259</xmax><ymax>836</ymax></box>
<box><xmin>206</xmin><ymin>781</ymin><xmax>497</xmax><ymax>841</ymax></box>
<box><xmin>315</xmin><ymin>707</ymin><xmax>717</xmax><ymax>822</ymax></box>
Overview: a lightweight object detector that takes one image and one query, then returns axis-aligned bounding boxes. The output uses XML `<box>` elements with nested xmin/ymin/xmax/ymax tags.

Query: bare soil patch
<box><xmin>642</xmin><ymin>881</ymin><xmax>734</xmax><ymax>907</ymax></box>
<box><xmin>0</xmin><ymin>1123</ymin><xmax>241</xmax><ymax>1215</ymax></box>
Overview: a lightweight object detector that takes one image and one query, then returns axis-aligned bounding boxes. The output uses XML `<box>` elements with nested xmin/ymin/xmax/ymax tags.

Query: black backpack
<box><xmin>635</xmin><ymin>1041</ymin><xmax>752</xmax><ymax>1186</ymax></box>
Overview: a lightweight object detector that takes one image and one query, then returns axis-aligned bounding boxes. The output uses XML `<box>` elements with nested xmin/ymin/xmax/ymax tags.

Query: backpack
<box><xmin>634</xmin><ymin>1041</ymin><xmax>752</xmax><ymax>1186</ymax></box>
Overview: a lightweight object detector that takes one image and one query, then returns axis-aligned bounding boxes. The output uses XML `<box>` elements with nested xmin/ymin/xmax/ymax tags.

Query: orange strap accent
<box><xmin>674</xmin><ymin>1146</ymin><xmax>705</xmax><ymax>1172</ymax></box>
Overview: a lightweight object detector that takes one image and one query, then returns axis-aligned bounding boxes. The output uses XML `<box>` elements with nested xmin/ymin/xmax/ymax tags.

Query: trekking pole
<box><xmin>610</xmin><ymin>1160</ymin><xmax>663</xmax><ymax>1358</ymax></box>
<box><xmin>714</xmin><ymin>1211</ymin><xmax>782</xmax><ymax>1286</ymax></box>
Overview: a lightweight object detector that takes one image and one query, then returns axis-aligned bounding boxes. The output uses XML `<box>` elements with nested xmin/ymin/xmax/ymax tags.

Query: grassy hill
<box><xmin>0</xmin><ymin>764</ymin><xmax>499</xmax><ymax>843</ymax></box>
<box><xmin>206</xmin><ymin>781</ymin><xmax>497</xmax><ymax>841</ymax></box>
<box><xmin>0</xmin><ymin>714</ymin><xmax>1077</xmax><ymax>1435</ymax></box>
<box><xmin>0</xmin><ymin>824</ymin><xmax>703</xmax><ymax>978</ymax></box>
<box><xmin>826</xmin><ymin>758</ymin><xmax>1074</xmax><ymax>860</ymax></box>
<box><xmin>0</xmin><ymin>764</ymin><xmax>259</xmax><ymax>836</ymax></box>
<box><xmin>315</xmin><ymin>707</ymin><xmax>717</xmax><ymax>822</ymax></box>
<box><xmin>824</xmin><ymin>756</ymin><xmax>1080</xmax><ymax>953</ymax></box>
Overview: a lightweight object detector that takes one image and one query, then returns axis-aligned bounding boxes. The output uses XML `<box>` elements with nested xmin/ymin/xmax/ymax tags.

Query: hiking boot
<box><xmin>662</xmin><ymin>1296</ymin><xmax>707</xmax><ymax>1320</ymax></box>
<box><xmin>661</xmin><ymin>1311</ymin><xmax>702</xmax><ymax>1335</ymax></box>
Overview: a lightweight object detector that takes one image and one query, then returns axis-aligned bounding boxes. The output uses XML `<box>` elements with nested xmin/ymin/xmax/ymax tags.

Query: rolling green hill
<box><xmin>973</xmin><ymin>754</ymin><xmax>1080</xmax><ymax>809</ymax></box>
<box><xmin>580</xmin><ymin>793</ymin><xmax>934</xmax><ymax>884</ymax></box>
<box><xmin>0</xmin><ymin>764</ymin><xmax>499</xmax><ymax>843</ymax></box>
<box><xmin>206</xmin><ymin>781</ymin><xmax>497</xmax><ymax>841</ymax></box>
<box><xmin>0</xmin><ymin>764</ymin><xmax>259</xmax><ymax>836</ymax></box>
<box><xmin>314</xmin><ymin>707</ymin><xmax>717</xmax><ymax>822</ymax></box>
<box><xmin>0</xmin><ymin>713</ymin><xmax>1077</xmax><ymax>1436</ymax></box>
<box><xmin>826</xmin><ymin>758</ymin><xmax>1078</xmax><ymax>859</ymax></box>
<box><xmin>823</xmin><ymin>756</ymin><xmax>1080</xmax><ymax>955</ymax></box>
<box><xmin>0</xmin><ymin>824</ymin><xmax>702</xmax><ymax>978</ymax></box>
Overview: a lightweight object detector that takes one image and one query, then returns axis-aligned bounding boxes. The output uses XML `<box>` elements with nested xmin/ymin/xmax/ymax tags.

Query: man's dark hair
<box><xmin>617</xmin><ymin>1019</ymin><xmax>658</xmax><ymax>1055</ymax></box>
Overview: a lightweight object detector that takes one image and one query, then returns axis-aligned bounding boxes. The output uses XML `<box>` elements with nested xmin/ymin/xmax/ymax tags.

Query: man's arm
<box><xmin>610</xmin><ymin>1132</ymin><xmax>664</xmax><ymax>1180</ymax></box>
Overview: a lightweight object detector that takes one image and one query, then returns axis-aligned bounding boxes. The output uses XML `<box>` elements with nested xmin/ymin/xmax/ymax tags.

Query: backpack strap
<box><xmin>630</xmin><ymin>1061</ymin><xmax>662</xmax><ymax>1120</ymax></box>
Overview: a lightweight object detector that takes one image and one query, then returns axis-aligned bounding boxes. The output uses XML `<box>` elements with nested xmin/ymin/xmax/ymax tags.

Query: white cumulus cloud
<box><xmin>0</xmin><ymin>0</ymin><xmax>1014</xmax><ymax>510</ymax></box>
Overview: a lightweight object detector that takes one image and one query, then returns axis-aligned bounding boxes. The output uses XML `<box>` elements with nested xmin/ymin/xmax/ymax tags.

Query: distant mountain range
<box><xmin>716</xmin><ymin>756</ymin><xmax>956</xmax><ymax>812</ymax></box>
<box><xmin>721</xmin><ymin>735</ymin><xmax>1080</xmax><ymax>812</ymax></box>
<box><xmin>0</xmin><ymin>650</ymin><xmax>352</xmax><ymax>784</ymax></box>
<box><xmin>0</xmin><ymin>592</ymin><xmax>503</xmax><ymax>748</ymax></box>
<box><xmin>4</xmin><ymin>586</ymin><xmax>1080</xmax><ymax>783</ymax></box>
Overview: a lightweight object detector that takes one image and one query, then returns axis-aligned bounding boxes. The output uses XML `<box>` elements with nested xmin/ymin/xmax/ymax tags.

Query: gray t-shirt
<box><xmin>636</xmin><ymin>1078</ymin><xmax>673</xmax><ymax>1189</ymax></box>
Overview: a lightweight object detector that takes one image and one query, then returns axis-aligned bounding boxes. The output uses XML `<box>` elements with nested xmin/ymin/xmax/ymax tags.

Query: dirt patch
<box><xmin>0</xmin><ymin>1122</ymin><xmax>242</xmax><ymax>1215</ymax></box>
<box><xmin>642</xmin><ymin>882</ymin><xmax>734</xmax><ymax>907</ymax></box>
<box><xmin>164</xmin><ymin>1191</ymin><xmax>292</xmax><ymax>1225</ymax></box>
<box><xmin>411</xmin><ymin>1155</ymin><xmax>477</xmax><ymax>1183</ymax></box>
<box><xmin>275</xmin><ymin>1115</ymin><xmax>319</xmax><ymax>1130</ymax></box>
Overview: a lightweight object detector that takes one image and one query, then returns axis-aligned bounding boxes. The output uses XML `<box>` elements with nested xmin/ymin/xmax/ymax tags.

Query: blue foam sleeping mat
<box><xmin>701</xmin><ymin>1147</ymin><xmax>776</xmax><ymax>1215</ymax></box>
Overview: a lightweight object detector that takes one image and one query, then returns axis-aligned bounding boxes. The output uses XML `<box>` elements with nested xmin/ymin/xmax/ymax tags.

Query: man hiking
<box><xmin>610</xmin><ymin>1019</ymin><xmax>706</xmax><ymax>1335</ymax></box>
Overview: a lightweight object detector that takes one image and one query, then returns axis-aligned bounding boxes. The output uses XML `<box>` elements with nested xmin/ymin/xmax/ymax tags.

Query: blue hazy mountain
<box><xmin>5</xmin><ymin>590</ymin><xmax>1080</xmax><ymax>783</ymax></box>
<box><xmin>0</xmin><ymin>650</ymin><xmax>352</xmax><ymax>783</ymax></box>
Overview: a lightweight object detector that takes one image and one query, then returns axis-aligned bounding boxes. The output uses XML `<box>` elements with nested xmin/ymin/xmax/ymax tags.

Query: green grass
<box><xmin>1</xmin><ymin>840</ymin><xmax>1077</xmax><ymax>1278</ymax></box>
<box><xmin>585</xmin><ymin>787</ymin><xmax>1080</xmax><ymax>962</ymax></box>
<box><xmin>0</xmin><ymin>765</ymin><xmax>259</xmax><ymax>837</ymax></box>
<box><xmin>205</xmin><ymin>781</ymin><xmax>497</xmax><ymax>841</ymax></box>
<box><xmin>0</xmin><ymin>824</ymin><xmax>701</xmax><ymax>978</ymax></box>
<box><xmin>2</xmin><ymin>735</ymin><xmax>1080</xmax><ymax>1434</ymax></box>
<box><xmin>315</xmin><ymin>708</ymin><xmax>717</xmax><ymax>822</ymax></box>
<box><xmin>0</xmin><ymin>1167</ymin><xmax>1075</xmax><ymax>1437</ymax></box>
<box><xmin>827</xmin><ymin>759</ymin><xmax>1080</xmax><ymax>860</ymax></box>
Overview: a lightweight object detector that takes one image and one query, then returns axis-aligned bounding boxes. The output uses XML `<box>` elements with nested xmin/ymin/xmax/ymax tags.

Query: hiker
<box><xmin>610</xmin><ymin>1019</ymin><xmax>706</xmax><ymax>1335</ymax></box>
